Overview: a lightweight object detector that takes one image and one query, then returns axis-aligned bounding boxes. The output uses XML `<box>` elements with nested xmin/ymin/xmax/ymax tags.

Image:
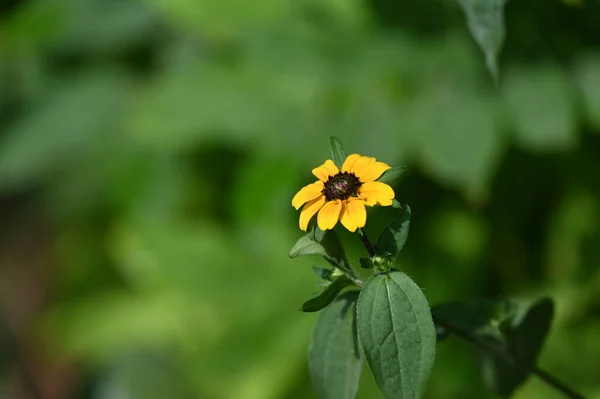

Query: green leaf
<box><xmin>309</xmin><ymin>291</ymin><xmax>363</xmax><ymax>399</ymax></box>
<box><xmin>329</xmin><ymin>137</ymin><xmax>347</xmax><ymax>169</ymax></box>
<box><xmin>301</xmin><ymin>276</ymin><xmax>353</xmax><ymax>313</ymax></box>
<box><xmin>313</xmin><ymin>266</ymin><xmax>333</xmax><ymax>282</ymax></box>
<box><xmin>457</xmin><ymin>0</ymin><xmax>507</xmax><ymax>82</ymax></box>
<box><xmin>482</xmin><ymin>298</ymin><xmax>554</xmax><ymax>398</ymax></box>
<box><xmin>375</xmin><ymin>205</ymin><xmax>412</xmax><ymax>257</ymax></box>
<box><xmin>377</xmin><ymin>166</ymin><xmax>406</xmax><ymax>185</ymax></box>
<box><xmin>392</xmin><ymin>199</ymin><xmax>402</xmax><ymax>209</ymax></box>
<box><xmin>357</xmin><ymin>272</ymin><xmax>436</xmax><ymax>399</ymax></box>
<box><xmin>290</xmin><ymin>234</ymin><xmax>328</xmax><ymax>258</ymax></box>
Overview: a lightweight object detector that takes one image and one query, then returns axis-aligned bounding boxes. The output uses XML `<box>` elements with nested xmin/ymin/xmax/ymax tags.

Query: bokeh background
<box><xmin>1</xmin><ymin>0</ymin><xmax>600</xmax><ymax>398</ymax></box>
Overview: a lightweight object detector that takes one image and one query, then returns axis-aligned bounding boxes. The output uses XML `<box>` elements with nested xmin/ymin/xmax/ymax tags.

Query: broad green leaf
<box><xmin>574</xmin><ymin>53</ymin><xmax>600</xmax><ymax>130</ymax></box>
<box><xmin>313</xmin><ymin>266</ymin><xmax>334</xmax><ymax>282</ymax></box>
<box><xmin>375</xmin><ymin>205</ymin><xmax>412</xmax><ymax>257</ymax></box>
<box><xmin>309</xmin><ymin>291</ymin><xmax>363</xmax><ymax>399</ymax></box>
<box><xmin>377</xmin><ymin>166</ymin><xmax>406</xmax><ymax>185</ymax></box>
<box><xmin>502</xmin><ymin>64</ymin><xmax>577</xmax><ymax>151</ymax></box>
<box><xmin>482</xmin><ymin>298</ymin><xmax>554</xmax><ymax>398</ymax></box>
<box><xmin>329</xmin><ymin>137</ymin><xmax>347</xmax><ymax>169</ymax></box>
<box><xmin>457</xmin><ymin>0</ymin><xmax>507</xmax><ymax>81</ymax></box>
<box><xmin>301</xmin><ymin>275</ymin><xmax>353</xmax><ymax>313</ymax></box>
<box><xmin>357</xmin><ymin>272</ymin><xmax>436</xmax><ymax>399</ymax></box>
<box><xmin>290</xmin><ymin>234</ymin><xmax>328</xmax><ymax>258</ymax></box>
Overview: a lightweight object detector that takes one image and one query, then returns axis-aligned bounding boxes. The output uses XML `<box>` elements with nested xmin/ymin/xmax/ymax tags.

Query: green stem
<box><xmin>357</xmin><ymin>228</ymin><xmax>376</xmax><ymax>258</ymax></box>
<box><xmin>433</xmin><ymin>315</ymin><xmax>585</xmax><ymax>399</ymax></box>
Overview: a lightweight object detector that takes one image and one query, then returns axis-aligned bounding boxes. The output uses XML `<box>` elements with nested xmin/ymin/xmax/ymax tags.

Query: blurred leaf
<box><xmin>574</xmin><ymin>53</ymin><xmax>600</xmax><ymax>130</ymax></box>
<box><xmin>409</xmin><ymin>87</ymin><xmax>502</xmax><ymax>190</ymax></box>
<box><xmin>128</xmin><ymin>64</ymin><xmax>275</xmax><ymax>149</ymax></box>
<box><xmin>502</xmin><ymin>64</ymin><xmax>577</xmax><ymax>151</ymax></box>
<box><xmin>96</xmin><ymin>350</ymin><xmax>195</xmax><ymax>399</ymax></box>
<box><xmin>482</xmin><ymin>298</ymin><xmax>554</xmax><ymax>398</ymax></box>
<box><xmin>309</xmin><ymin>291</ymin><xmax>363</xmax><ymax>399</ymax></box>
<box><xmin>0</xmin><ymin>72</ymin><xmax>129</xmax><ymax>192</ymax></box>
<box><xmin>357</xmin><ymin>272</ymin><xmax>436</xmax><ymax>399</ymax></box>
<box><xmin>57</xmin><ymin>0</ymin><xmax>160</xmax><ymax>53</ymax></box>
<box><xmin>1</xmin><ymin>0</ymin><xmax>69</xmax><ymax>50</ymax></box>
<box><xmin>329</xmin><ymin>136</ymin><xmax>347</xmax><ymax>169</ymax></box>
<box><xmin>42</xmin><ymin>291</ymin><xmax>200</xmax><ymax>359</ymax></box>
<box><xmin>140</xmin><ymin>0</ymin><xmax>293</xmax><ymax>36</ymax></box>
<box><xmin>290</xmin><ymin>234</ymin><xmax>328</xmax><ymax>258</ymax></box>
<box><xmin>457</xmin><ymin>0</ymin><xmax>507</xmax><ymax>81</ymax></box>
<box><xmin>431</xmin><ymin>300</ymin><xmax>512</xmax><ymax>340</ymax></box>
<box><xmin>375</xmin><ymin>205</ymin><xmax>411</xmax><ymax>257</ymax></box>
<box><xmin>301</xmin><ymin>276</ymin><xmax>353</xmax><ymax>312</ymax></box>
<box><xmin>377</xmin><ymin>166</ymin><xmax>407</xmax><ymax>185</ymax></box>
<box><xmin>313</xmin><ymin>266</ymin><xmax>334</xmax><ymax>281</ymax></box>
<box><xmin>392</xmin><ymin>199</ymin><xmax>402</xmax><ymax>208</ymax></box>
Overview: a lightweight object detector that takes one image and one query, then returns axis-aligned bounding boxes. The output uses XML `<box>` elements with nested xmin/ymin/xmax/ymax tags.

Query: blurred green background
<box><xmin>1</xmin><ymin>0</ymin><xmax>600</xmax><ymax>398</ymax></box>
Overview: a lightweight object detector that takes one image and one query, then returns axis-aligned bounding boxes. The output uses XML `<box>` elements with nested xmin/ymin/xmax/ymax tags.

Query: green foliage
<box><xmin>482</xmin><ymin>298</ymin><xmax>555</xmax><ymax>398</ymax></box>
<box><xmin>375</xmin><ymin>205</ymin><xmax>412</xmax><ymax>259</ymax></box>
<box><xmin>377</xmin><ymin>166</ymin><xmax>407</xmax><ymax>185</ymax></box>
<box><xmin>457</xmin><ymin>0</ymin><xmax>507</xmax><ymax>81</ymax></box>
<box><xmin>1</xmin><ymin>1</ymin><xmax>599</xmax><ymax>398</ymax></box>
<box><xmin>309</xmin><ymin>291</ymin><xmax>363</xmax><ymax>399</ymax></box>
<box><xmin>301</xmin><ymin>275</ymin><xmax>354</xmax><ymax>313</ymax></box>
<box><xmin>356</xmin><ymin>272</ymin><xmax>437</xmax><ymax>399</ymax></box>
<box><xmin>330</xmin><ymin>137</ymin><xmax>348</xmax><ymax>169</ymax></box>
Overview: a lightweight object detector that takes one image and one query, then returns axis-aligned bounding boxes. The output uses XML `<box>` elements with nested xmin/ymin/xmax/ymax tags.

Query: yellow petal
<box><xmin>359</xmin><ymin>181</ymin><xmax>395</xmax><ymax>206</ymax></box>
<box><xmin>317</xmin><ymin>199</ymin><xmax>342</xmax><ymax>230</ymax></box>
<box><xmin>340</xmin><ymin>198</ymin><xmax>367</xmax><ymax>232</ymax></box>
<box><xmin>341</xmin><ymin>154</ymin><xmax>362</xmax><ymax>173</ymax></box>
<box><xmin>355</xmin><ymin>161</ymin><xmax>391</xmax><ymax>183</ymax></box>
<box><xmin>299</xmin><ymin>195</ymin><xmax>326</xmax><ymax>231</ymax></box>
<box><xmin>349</xmin><ymin>156</ymin><xmax>375</xmax><ymax>178</ymax></box>
<box><xmin>312</xmin><ymin>160</ymin><xmax>339</xmax><ymax>182</ymax></box>
<box><xmin>292</xmin><ymin>181</ymin><xmax>324</xmax><ymax>210</ymax></box>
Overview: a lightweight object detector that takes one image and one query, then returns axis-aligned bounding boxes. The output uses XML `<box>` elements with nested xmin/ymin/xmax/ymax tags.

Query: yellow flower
<box><xmin>292</xmin><ymin>154</ymin><xmax>395</xmax><ymax>232</ymax></box>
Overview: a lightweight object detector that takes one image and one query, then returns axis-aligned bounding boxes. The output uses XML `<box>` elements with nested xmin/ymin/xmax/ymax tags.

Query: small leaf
<box><xmin>329</xmin><ymin>137</ymin><xmax>347</xmax><ymax>169</ymax></box>
<box><xmin>309</xmin><ymin>291</ymin><xmax>363</xmax><ymax>399</ymax></box>
<box><xmin>313</xmin><ymin>225</ymin><xmax>327</xmax><ymax>243</ymax></box>
<box><xmin>357</xmin><ymin>272</ymin><xmax>436</xmax><ymax>399</ymax></box>
<box><xmin>457</xmin><ymin>0</ymin><xmax>507</xmax><ymax>82</ymax></box>
<box><xmin>359</xmin><ymin>257</ymin><xmax>373</xmax><ymax>269</ymax></box>
<box><xmin>313</xmin><ymin>266</ymin><xmax>333</xmax><ymax>282</ymax></box>
<box><xmin>392</xmin><ymin>199</ymin><xmax>402</xmax><ymax>209</ymax></box>
<box><xmin>301</xmin><ymin>275</ymin><xmax>353</xmax><ymax>313</ymax></box>
<box><xmin>290</xmin><ymin>234</ymin><xmax>327</xmax><ymax>258</ymax></box>
<box><xmin>377</xmin><ymin>166</ymin><xmax>406</xmax><ymax>185</ymax></box>
<box><xmin>375</xmin><ymin>205</ymin><xmax>412</xmax><ymax>257</ymax></box>
<box><xmin>482</xmin><ymin>298</ymin><xmax>554</xmax><ymax>398</ymax></box>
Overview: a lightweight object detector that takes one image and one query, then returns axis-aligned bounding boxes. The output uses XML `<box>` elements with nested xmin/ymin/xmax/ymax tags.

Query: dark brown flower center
<box><xmin>322</xmin><ymin>172</ymin><xmax>362</xmax><ymax>201</ymax></box>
